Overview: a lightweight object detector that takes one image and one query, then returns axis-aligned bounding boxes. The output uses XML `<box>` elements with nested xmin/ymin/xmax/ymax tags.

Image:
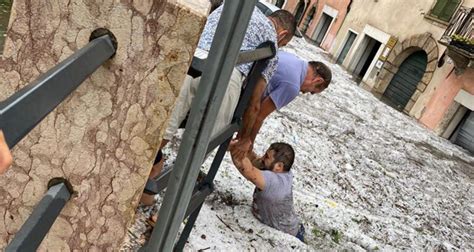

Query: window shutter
<box><xmin>431</xmin><ymin>0</ymin><xmax>448</xmax><ymax>18</ymax></box>
<box><xmin>439</xmin><ymin>0</ymin><xmax>460</xmax><ymax>21</ymax></box>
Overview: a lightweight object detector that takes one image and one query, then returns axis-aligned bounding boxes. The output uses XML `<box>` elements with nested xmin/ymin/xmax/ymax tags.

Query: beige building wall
<box><xmin>330</xmin><ymin>0</ymin><xmax>473</xmax><ymax>125</ymax></box>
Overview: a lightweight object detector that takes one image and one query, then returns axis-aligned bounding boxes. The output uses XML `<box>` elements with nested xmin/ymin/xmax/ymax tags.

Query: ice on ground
<box><xmin>122</xmin><ymin>37</ymin><xmax>474</xmax><ymax>251</ymax></box>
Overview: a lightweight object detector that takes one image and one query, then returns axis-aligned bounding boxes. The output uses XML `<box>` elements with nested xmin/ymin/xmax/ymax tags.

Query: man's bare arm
<box><xmin>238</xmin><ymin>76</ymin><xmax>267</xmax><ymax>141</ymax></box>
<box><xmin>229</xmin><ymin>140</ymin><xmax>265</xmax><ymax>190</ymax></box>
<box><xmin>249</xmin><ymin>97</ymin><xmax>277</xmax><ymax>145</ymax></box>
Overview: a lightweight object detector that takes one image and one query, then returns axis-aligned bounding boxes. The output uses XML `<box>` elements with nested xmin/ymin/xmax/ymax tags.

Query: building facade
<box><xmin>329</xmin><ymin>0</ymin><xmax>473</xmax><ymax>153</ymax></box>
<box><xmin>278</xmin><ymin>0</ymin><xmax>473</xmax><ymax>152</ymax></box>
<box><xmin>419</xmin><ymin>6</ymin><xmax>473</xmax><ymax>152</ymax></box>
<box><xmin>284</xmin><ymin>0</ymin><xmax>352</xmax><ymax>51</ymax></box>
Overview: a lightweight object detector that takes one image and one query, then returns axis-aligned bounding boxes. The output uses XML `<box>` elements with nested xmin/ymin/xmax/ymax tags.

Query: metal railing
<box><xmin>0</xmin><ymin>28</ymin><xmax>117</xmax><ymax>147</ymax></box>
<box><xmin>143</xmin><ymin>41</ymin><xmax>275</xmax><ymax>251</ymax></box>
<box><xmin>3</xmin><ymin>1</ymin><xmax>275</xmax><ymax>250</ymax></box>
<box><xmin>141</xmin><ymin>1</ymin><xmax>278</xmax><ymax>251</ymax></box>
<box><xmin>6</xmin><ymin>179</ymin><xmax>74</xmax><ymax>252</ymax></box>
<box><xmin>440</xmin><ymin>6</ymin><xmax>473</xmax><ymax>43</ymax></box>
<box><xmin>2</xmin><ymin>28</ymin><xmax>117</xmax><ymax>251</ymax></box>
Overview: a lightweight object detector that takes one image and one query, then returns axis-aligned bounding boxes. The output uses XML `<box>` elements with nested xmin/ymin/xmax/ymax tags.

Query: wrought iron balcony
<box><xmin>439</xmin><ymin>6</ymin><xmax>473</xmax><ymax>74</ymax></box>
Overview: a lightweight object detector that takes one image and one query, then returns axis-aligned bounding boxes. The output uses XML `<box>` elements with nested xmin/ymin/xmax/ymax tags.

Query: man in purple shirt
<box><xmin>141</xmin><ymin>5</ymin><xmax>297</xmax><ymax>205</ymax></box>
<box><xmin>249</xmin><ymin>51</ymin><xmax>332</xmax><ymax>148</ymax></box>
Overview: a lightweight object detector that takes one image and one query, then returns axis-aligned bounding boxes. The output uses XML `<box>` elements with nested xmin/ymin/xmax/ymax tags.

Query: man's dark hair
<box><xmin>309</xmin><ymin>61</ymin><xmax>332</xmax><ymax>87</ymax></box>
<box><xmin>269</xmin><ymin>10</ymin><xmax>297</xmax><ymax>41</ymax></box>
<box><xmin>269</xmin><ymin>142</ymin><xmax>295</xmax><ymax>172</ymax></box>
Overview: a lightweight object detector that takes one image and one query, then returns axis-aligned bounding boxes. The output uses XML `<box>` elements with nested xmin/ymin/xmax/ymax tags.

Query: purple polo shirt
<box><xmin>262</xmin><ymin>51</ymin><xmax>307</xmax><ymax>110</ymax></box>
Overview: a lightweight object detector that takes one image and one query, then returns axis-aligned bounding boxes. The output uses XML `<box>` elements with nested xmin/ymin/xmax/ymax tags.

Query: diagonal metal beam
<box><xmin>6</xmin><ymin>181</ymin><xmax>73</xmax><ymax>252</ymax></box>
<box><xmin>144</xmin><ymin>1</ymin><xmax>258</xmax><ymax>251</ymax></box>
<box><xmin>0</xmin><ymin>33</ymin><xmax>116</xmax><ymax>148</ymax></box>
<box><xmin>187</xmin><ymin>45</ymin><xmax>275</xmax><ymax>78</ymax></box>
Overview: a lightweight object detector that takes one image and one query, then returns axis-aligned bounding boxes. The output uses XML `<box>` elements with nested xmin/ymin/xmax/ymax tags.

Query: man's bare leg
<box><xmin>139</xmin><ymin>139</ymin><xmax>169</xmax><ymax>205</ymax></box>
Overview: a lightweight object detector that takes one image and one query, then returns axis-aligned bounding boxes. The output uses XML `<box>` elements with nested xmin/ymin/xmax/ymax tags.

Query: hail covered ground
<box><xmin>122</xmin><ymin>37</ymin><xmax>473</xmax><ymax>251</ymax></box>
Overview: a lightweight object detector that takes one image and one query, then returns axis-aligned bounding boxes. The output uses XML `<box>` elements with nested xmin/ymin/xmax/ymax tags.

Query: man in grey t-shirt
<box><xmin>229</xmin><ymin>140</ymin><xmax>305</xmax><ymax>242</ymax></box>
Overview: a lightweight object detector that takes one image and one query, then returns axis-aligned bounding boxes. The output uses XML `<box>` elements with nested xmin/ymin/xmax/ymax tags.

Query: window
<box><xmin>430</xmin><ymin>0</ymin><xmax>461</xmax><ymax>22</ymax></box>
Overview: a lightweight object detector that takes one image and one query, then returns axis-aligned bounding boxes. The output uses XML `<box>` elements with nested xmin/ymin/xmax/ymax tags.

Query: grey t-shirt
<box><xmin>252</xmin><ymin>170</ymin><xmax>301</xmax><ymax>236</ymax></box>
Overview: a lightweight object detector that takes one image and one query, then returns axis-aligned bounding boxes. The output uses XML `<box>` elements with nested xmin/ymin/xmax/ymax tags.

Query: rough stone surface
<box><xmin>0</xmin><ymin>0</ymin><xmax>209</xmax><ymax>250</ymax></box>
<box><xmin>426</xmin><ymin>60</ymin><xmax>438</xmax><ymax>73</ymax></box>
<box><xmin>405</xmin><ymin>99</ymin><xmax>416</xmax><ymax>112</ymax></box>
<box><xmin>425</xmin><ymin>39</ymin><xmax>438</xmax><ymax>58</ymax></box>
<box><xmin>386</xmin><ymin>49</ymin><xmax>398</xmax><ymax>63</ymax></box>
<box><xmin>392</xmin><ymin>43</ymin><xmax>403</xmax><ymax>60</ymax></box>
<box><xmin>415</xmin><ymin>88</ymin><xmax>425</xmax><ymax>100</ymax></box>
<box><xmin>427</xmin><ymin>47</ymin><xmax>439</xmax><ymax>63</ymax></box>
<box><xmin>418</xmin><ymin>82</ymin><xmax>428</xmax><ymax>92</ymax></box>
<box><xmin>384</xmin><ymin>62</ymin><xmax>399</xmax><ymax>74</ymax></box>
<box><xmin>421</xmin><ymin>72</ymin><xmax>434</xmax><ymax>85</ymax></box>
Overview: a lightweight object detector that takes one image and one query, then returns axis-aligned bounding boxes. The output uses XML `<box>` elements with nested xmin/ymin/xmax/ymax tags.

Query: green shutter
<box><xmin>439</xmin><ymin>0</ymin><xmax>460</xmax><ymax>21</ymax></box>
<box><xmin>431</xmin><ymin>0</ymin><xmax>460</xmax><ymax>22</ymax></box>
<box><xmin>431</xmin><ymin>0</ymin><xmax>448</xmax><ymax>17</ymax></box>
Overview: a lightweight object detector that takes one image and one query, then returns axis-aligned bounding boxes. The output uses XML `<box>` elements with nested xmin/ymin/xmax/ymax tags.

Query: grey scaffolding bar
<box><xmin>0</xmin><ymin>28</ymin><xmax>117</xmax><ymax>148</ymax></box>
<box><xmin>2</xmin><ymin>28</ymin><xmax>117</xmax><ymax>251</ymax></box>
<box><xmin>149</xmin><ymin>40</ymin><xmax>276</xmax><ymax>251</ymax></box>
<box><xmin>143</xmin><ymin>42</ymin><xmax>276</xmax><ymax>196</ymax></box>
<box><xmin>6</xmin><ymin>179</ymin><xmax>73</xmax><ymax>252</ymax></box>
<box><xmin>144</xmin><ymin>0</ymin><xmax>260</xmax><ymax>251</ymax></box>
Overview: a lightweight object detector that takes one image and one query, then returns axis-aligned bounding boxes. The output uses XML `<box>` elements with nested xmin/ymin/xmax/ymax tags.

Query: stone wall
<box><xmin>0</xmin><ymin>0</ymin><xmax>208</xmax><ymax>250</ymax></box>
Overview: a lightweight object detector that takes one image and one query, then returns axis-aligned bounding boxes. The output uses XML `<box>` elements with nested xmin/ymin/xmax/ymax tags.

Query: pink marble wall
<box><xmin>0</xmin><ymin>0</ymin><xmax>209</xmax><ymax>250</ymax></box>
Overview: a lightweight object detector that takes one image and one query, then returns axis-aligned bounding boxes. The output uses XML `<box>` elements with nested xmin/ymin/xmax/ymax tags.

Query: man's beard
<box><xmin>252</xmin><ymin>158</ymin><xmax>270</xmax><ymax>170</ymax></box>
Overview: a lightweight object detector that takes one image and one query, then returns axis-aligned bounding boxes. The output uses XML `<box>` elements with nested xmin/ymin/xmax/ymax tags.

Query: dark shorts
<box><xmin>153</xmin><ymin>149</ymin><xmax>163</xmax><ymax>165</ymax></box>
<box><xmin>295</xmin><ymin>224</ymin><xmax>305</xmax><ymax>243</ymax></box>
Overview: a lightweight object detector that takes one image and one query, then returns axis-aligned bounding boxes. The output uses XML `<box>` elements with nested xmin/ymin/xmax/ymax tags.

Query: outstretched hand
<box><xmin>230</xmin><ymin>138</ymin><xmax>251</xmax><ymax>157</ymax></box>
<box><xmin>229</xmin><ymin>138</ymin><xmax>252</xmax><ymax>168</ymax></box>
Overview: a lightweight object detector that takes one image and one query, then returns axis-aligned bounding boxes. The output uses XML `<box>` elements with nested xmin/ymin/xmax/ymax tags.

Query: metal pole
<box><xmin>145</xmin><ymin>1</ymin><xmax>258</xmax><ymax>251</ymax></box>
<box><xmin>173</xmin><ymin>203</ymin><xmax>204</xmax><ymax>252</ymax></box>
<box><xmin>0</xmin><ymin>30</ymin><xmax>117</xmax><ymax>148</ymax></box>
<box><xmin>170</xmin><ymin>45</ymin><xmax>276</xmax><ymax>249</ymax></box>
<box><xmin>172</xmin><ymin>140</ymin><xmax>231</xmax><ymax>251</ymax></box>
<box><xmin>6</xmin><ymin>181</ymin><xmax>73</xmax><ymax>252</ymax></box>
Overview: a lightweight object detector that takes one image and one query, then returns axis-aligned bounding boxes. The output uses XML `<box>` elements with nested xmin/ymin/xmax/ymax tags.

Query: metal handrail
<box><xmin>6</xmin><ymin>179</ymin><xmax>73</xmax><ymax>252</ymax></box>
<box><xmin>3</xmin><ymin>28</ymin><xmax>117</xmax><ymax>251</ymax></box>
<box><xmin>144</xmin><ymin>1</ymin><xmax>263</xmax><ymax>251</ymax></box>
<box><xmin>143</xmin><ymin>42</ymin><xmax>276</xmax><ymax>196</ymax></box>
<box><xmin>0</xmin><ymin>29</ymin><xmax>117</xmax><ymax>148</ymax></box>
<box><xmin>441</xmin><ymin>6</ymin><xmax>473</xmax><ymax>43</ymax></box>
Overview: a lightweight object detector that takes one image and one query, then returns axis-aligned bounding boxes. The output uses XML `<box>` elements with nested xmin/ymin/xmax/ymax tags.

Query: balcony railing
<box><xmin>440</xmin><ymin>6</ymin><xmax>473</xmax><ymax>44</ymax></box>
<box><xmin>439</xmin><ymin>6</ymin><xmax>473</xmax><ymax>74</ymax></box>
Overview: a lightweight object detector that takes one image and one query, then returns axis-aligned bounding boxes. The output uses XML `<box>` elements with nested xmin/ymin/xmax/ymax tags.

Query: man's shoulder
<box><xmin>261</xmin><ymin>170</ymin><xmax>293</xmax><ymax>184</ymax></box>
<box><xmin>259</xmin><ymin>171</ymin><xmax>293</xmax><ymax>196</ymax></box>
<box><xmin>278</xmin><ymin>51</ymin><xmax>306</xmax><ymax>66</ymax></box>
<box><xmin>248</xmin><ymin>8</ymin><xmax>275</xmax><ymax>36</ymax></box>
